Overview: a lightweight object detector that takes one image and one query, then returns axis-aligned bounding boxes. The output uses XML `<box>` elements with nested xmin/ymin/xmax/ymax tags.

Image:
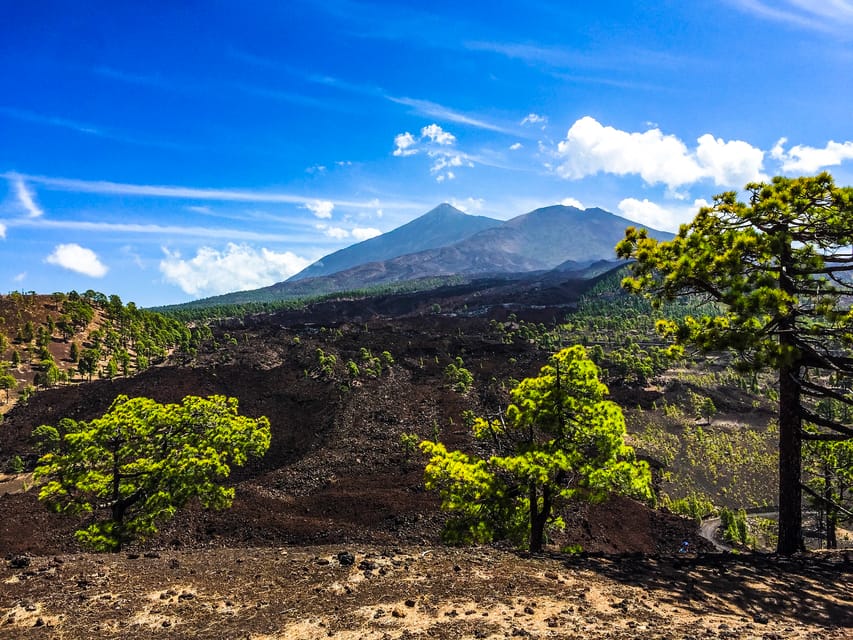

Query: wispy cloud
<box><xmin>12</xmin><ymin>176</ymin><xmax>44</xmax><ymax>218</ymax></box>
<box><xmin>466</xmin><ymin>40</ymin><xmax>689</xmax><ymax>71</ymax></box>
<box><xmin>725</xmin><ymin>0</ymin><xmax>853</xmax><ymax>36</ymax></box>
<box><xmin>4</xmin><ymin>173</ymin><xmax>427</xmax><ymax>211</ymax></box>
<box><xmin>231</xmin><ymin>82</ymin><xmax>339</xmax><ymax>111</ymax></box>
<box><xmin>387</xmin><ymin>96</ymin><xmax>515</xmax><ymax>135</ymax></box>
<box><xmin>7</xmin><ymin>216</ymin><xmax>335</xmax><ymax>245</ymax></box>
<box><xmin>92</xmin><ymin>66</ymin><xmax>178</xmax><ymax>90</ymax></box>
<box><xmin>466</xmin><ymin>40</ymin><xmax>601</xmax><ymax>69</ymax></box>
<box><xmin>227</xmin><ymin>48</ymin><xmax>519</xmax><ymax>135</ymax></box>
<box><xmin>0</xmin><ymin>106</ymin><xmax>103</xmax><ymax>136</ymax></box>
<box><xmin>0</xmin><ymin>222</ymin><xmax>6</xmax><ymax>239</ymax></box>
<box><xmin>0</xmin><ymin>106</ymin><xmax>199</xmax><ymax>151</ymax></box>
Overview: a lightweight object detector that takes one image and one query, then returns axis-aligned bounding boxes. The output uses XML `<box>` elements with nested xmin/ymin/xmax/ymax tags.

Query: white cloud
<box><xmin>509</xmin><ymin>142</ymin><xmax>523</xmax><ymax>151</ymax></box>
<box><xmin>13</xmin><ymin>272</ymin><xmax>26</xmax><ymax>282</ymax></box>
<box><xmin>555</xmin><ymin>116</ymin><xmax>766</xmax><ymax>189</ymax></box>
<box><xmin>305</xmin><ymin>199</ymin><xmax>334</xmax><ymax>219</ymax></box>
<box><xmin>521</xmin><ymin>113</ymin><xmax>547</xmax><ymax>126</ymax></box>
<box><xmin>695</xmin><ymin>134</ymin><xmax>767</xmax><ymax>186</ymax></box>
<box><xmin>392</xmin><ymin>124</ymin><xmax>473</xmax><ymax>182</ymax></box>
<box><xmin>159</xmin><ymin>243</ymin><xmax>310</xmax><ymax>296</ymax></box>
<box><xmin>185</xmin><ymin>205</ymin><xmax>212</xmax><ymax>214</ymax></box>
<box><xmin>771</xmin><ymin>137</ymin><xmax>853</xmax><ymax>173</ymax></box>
<box><xmin>450</xmin><ymin>197</ymin><xmax>484</xmax><ymax>213</ymax></box>
<box><xmin>352</xmin><ymin>227</ymin><xmax>382</xmax><ymax>241</ymax></box>
<box><xmin>325</xmin><ymin>226</ymin><xmax>350</xmax><ymax>239</ymax></box>
<box><xmin>421</xmin><ymin>123</ymin><xmax>455</xmax><ymax>145</ymax></box>
<box><xmin>46</xmin><ymin>243</ymin><xmax>108</xmax><ymax>277</ymax></box>
<box><xmin>13</xmin><ymin>177</ymin><xmax>44</xmax><ymax>218</ymax></box>
<box><xmin>0</xmin><ymin>222</ymin><xmax>5</xmax><ymax>239</ymax></box>
<box><xmin>393</xmin><ymin>132</ymin><xmax>418</xmax><ymax>156</ymax></box>
<box><xmin>618</xmin><ymin>197</ymin><xmax>711</xmax><ymax>232</ymax></box>
<box><xmin>560</xmin><ymin>197</ymin><xmax>584</xmax><ymax>209</ymax></box>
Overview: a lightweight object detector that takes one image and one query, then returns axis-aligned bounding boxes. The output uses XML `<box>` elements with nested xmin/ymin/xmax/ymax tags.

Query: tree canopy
<box><xmin>616</xmin><ymin>172</ymin><xmax>853</xmax><ymax>554</ymax></box>
<box><xmin>34</xmin><ymin>394</ymin><xmax>271</xmax><ymax>551</ymax></box>
<box><xmin>420</xmin><ymin>345</ymin><xmax>652</xmax><ymax>552</ymax></box>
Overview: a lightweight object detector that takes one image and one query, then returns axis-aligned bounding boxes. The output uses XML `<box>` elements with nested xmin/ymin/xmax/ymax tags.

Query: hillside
<box><xmin>0</xmin><ymin>279</ymin><xmax>848</xmax><ymax>637</ymax></box>
<box><xmin>289</xmin><ymin>203</ymin><xmax>501</xmax><ymax>281</ymax></box>
<box><xmin>2</xmin><ymin>277</ymin><xmax>780</xmax><ymax>554</ymax></box>
<box><xmin>0</xmin><ymin>291</ymin><xmax>192</xmax><ymax>416</ymax></box>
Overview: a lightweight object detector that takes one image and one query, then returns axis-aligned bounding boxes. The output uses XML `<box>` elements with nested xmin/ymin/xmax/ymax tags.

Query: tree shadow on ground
<box><xmin>558</xmin><ymin>550</ymin><xmax>853</xmax><ymax>629</ymax></box>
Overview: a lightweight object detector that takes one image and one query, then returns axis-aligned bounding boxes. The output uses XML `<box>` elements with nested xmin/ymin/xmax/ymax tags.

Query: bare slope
<box><xmin>289</xmin><ymin>203</ymin><xmax>501</xmax><ymax>281</ymax></box>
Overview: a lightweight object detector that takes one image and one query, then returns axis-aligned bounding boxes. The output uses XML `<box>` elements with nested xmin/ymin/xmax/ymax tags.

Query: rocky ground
<box><xmin>1</xmin><ymin>296</ymin><xmax>850</xmax><ymax>638</ymax></box>
<box><xmin>2</xmin><ymin>545</ymin><xmax>850</xmax><ymax>639</ymax></box>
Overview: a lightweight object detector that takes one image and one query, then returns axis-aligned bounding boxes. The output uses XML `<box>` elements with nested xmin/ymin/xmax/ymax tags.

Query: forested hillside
<box><xmin>0</xmin><ymin>290</ymin><xmax>199</xmax><ymax>413</ymax></box>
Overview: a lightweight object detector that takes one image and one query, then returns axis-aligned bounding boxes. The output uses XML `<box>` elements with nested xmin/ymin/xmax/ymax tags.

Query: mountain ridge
<box><xmin>173</xmin><ymin>203</ymin><xmax>673</xmax><ymax>309</ymax></box>
<box><xmin>289</xmin><ymin>203</ymin><xmax>501</xmax><ymax>281</ymax></box>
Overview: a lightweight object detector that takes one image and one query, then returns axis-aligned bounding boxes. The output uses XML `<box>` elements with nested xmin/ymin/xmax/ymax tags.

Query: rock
<box><xmin>9</xmin><ymin>555</ymin><xmax>30</xmax><ymax>569</ymax></box>
<box><xmin>337</xmin><ymin>551</ymin><xmax>355</xmax><ymax>566</ymax></box>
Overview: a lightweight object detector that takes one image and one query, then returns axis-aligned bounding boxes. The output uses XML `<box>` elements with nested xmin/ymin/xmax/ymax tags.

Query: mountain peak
<box><xmin>424</xmin><ymin>202</ymin><xmax>467</xmax><ymax>217</ymax></box>
<box><xmin>287</xmin><ymin>203</ymin><xmax>501</xmax><ymax>282</ymax></box>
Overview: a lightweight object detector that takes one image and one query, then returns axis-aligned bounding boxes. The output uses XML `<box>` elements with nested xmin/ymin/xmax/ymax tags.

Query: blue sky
<box><xmin>2</xmin><ymin>0</ymin><xmax>853</xmax><ymax>307</ymax></box>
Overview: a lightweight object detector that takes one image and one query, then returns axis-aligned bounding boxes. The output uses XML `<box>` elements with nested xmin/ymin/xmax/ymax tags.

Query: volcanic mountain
<box><xmin>177</xmin><ymin>204</ymin><xmax>672</xmax><ymax>307</ymax></box>
<box><xmin>289</xmin><ymin>203</ymin><xmax>501</xmax><ymax>281</ymax></box>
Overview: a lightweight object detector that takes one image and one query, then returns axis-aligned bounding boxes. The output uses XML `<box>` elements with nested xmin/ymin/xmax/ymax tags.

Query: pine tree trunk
<box><xmin>529</xmin><ymin>483</ymin><xmax>552</xmax><ymax>553</ymax></box>
<box><xmin>777</xmin><ymin>361</ymin><xmax>804</xmax><ymax>555</ymax></box>
<box><xmin>825</xmin><ymin>473</ymin><xmax>837</xmax><ymax>550</ymax></box>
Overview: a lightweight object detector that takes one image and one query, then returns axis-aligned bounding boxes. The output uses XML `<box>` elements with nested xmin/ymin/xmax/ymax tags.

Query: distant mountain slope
<box><xmin>287</xmin><ymin>205</ymin><xmax>672</xmax><ymax>288</ymax></box>
<box><xmin>461</xmin><ymin>205</ymin><xmax>670</xmax><ymax>267</ymax></box>
<box><xmin>170</xmin><ymin>204</ymin><xmax>672</xmax><ymax>309</ymax></box>
<box><xmin>289</xmin><ymin>203</ymin><xmax>500</xmax><ymax>281</ymax></box>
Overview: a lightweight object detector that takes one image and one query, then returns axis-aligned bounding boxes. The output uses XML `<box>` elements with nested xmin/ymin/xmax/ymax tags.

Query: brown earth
<box><xmin>1</xmin><ymin>295</ymin><xmax>850</xmax><ymax>637</ymax></box>
<box><xmin>2</xmin><ymin>546</ymin><xmax>850</xmax><ymax>639</ymax></box>
<box><xmin>0</xmin><ymin>312</ymin><xmax>703</xmax><ymax>557</ymax></box>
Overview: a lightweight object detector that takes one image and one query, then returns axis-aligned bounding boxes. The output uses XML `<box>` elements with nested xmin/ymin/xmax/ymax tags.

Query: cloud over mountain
<box><xmin>160</xmin><ymin>243</ymin><xmax>310</xmax><ymax>296</ymax></box>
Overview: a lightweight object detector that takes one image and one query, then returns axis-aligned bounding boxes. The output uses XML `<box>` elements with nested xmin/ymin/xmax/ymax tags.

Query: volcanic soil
<box><xmin>1</xmin><ymin>298</ymin><xmax>851</xmax><ymax>638</ymax></box>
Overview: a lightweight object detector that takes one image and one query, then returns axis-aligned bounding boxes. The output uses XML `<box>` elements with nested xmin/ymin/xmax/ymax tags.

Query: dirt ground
<box><xmin>2</xmin><ymin>546</ymin><xmax>850</xmax><ymax>639</ymax></box>
<box><xmin>2</xmin><ymin>297</ymin><xmax>851</xmax><ymax>638</ymax></box>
